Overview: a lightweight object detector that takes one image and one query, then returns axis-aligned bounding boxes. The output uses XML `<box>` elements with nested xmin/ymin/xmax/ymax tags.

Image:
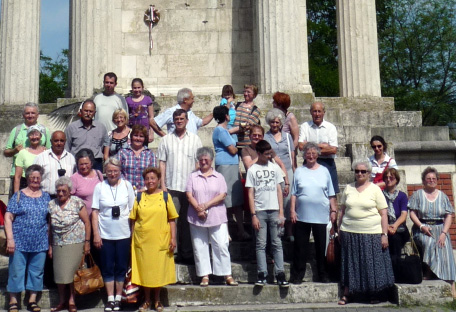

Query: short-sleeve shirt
<box><xmin>117</xmin><ymin>146</ymin><xmax>157</xmax><ymax>190</ymax></box>
<box><xmin>234</xmin><ymin>103</ymin><xmax>261</xmax><ymax>147</ymax></box>
<box><xmin>157</xmin><ymin>131</ymin><xmax>202</xmax><ymax>192</ymax></box>
<box><xmin>245</xmin><ymin>161</ymin><xmax>284</xmax><ymax>211</ymax></box>
<box><xmin>186</xmin><ymin>170</ymin><xmax>228</xmax><ymax>227</ymax></box>
<box><xmin>48</xmin><ymin>196</ymin><xmax>86</xmax><ymax>246</ymax></box>
<box><xmin>292</xmin><ymin>165</ymin><xmax>335</xmax><ymax>224</ymax></box>
<box><xmin>92</xmin><ymin>179</ymin><xmax>135</xmax><ymax>240</ymax></box>
<box><xmin>70</xmin><ymin>170</ymin><xmax>104</xmax><ymax>216</ymax></box>
<box><xmin>154</xmin><ymin>104</ymin><xmax>202</xmax><ymax>134</ymax></box>
<box><xmin>34</xmin><ymin>150</ymin><xmax>76</xmax><ymax>195</ymax></box>
<box><xmin>93</xmin><ymin>93</ymin><xmax>129</xmax><ymax>132</ymax></box>
<box><xmin>15</xmin><ymin>149</ymin><xmax>40</xmax><ymax>177</ymax></box>
<box><xmin>126</xmin><ymin>95</ymin><xmax>154</xmax><ymax>130</ymax></box>
<box><xmin>298</xmin><ymin>120</ymin><xmax>338</xmax><ymax>159</ymax></box>
<box><xmin>212</xmin><ymin>126</ymin><xmax>238</xmax><ymax>166</ymax></box>
<box><xmin>408</xmin><ymin>189</ymin><xmax>454</xmax><ymax>220</ymax></box>
<box><xmin>340</xmin><ymin>183</ymin><xmax>388</xmax><ymax>234</ymax></box>
<box><xmin>264</xmin><ymin>131</ymin><xmax>294</xmax><ymax>171</ymax></box>
<box><xmin>7</xmin><ymin>191</ymin><xmax>50</xmax><ymax>252</ymax></box>
<box><xmin>64</xmin><ymin>120</ymin><xmax>110</xmax><ymax>159</ymax></box>
<box><xmin>5</xmin><ymin>123</ymin><xmax>51</xmax><ymax>176</ymax></box>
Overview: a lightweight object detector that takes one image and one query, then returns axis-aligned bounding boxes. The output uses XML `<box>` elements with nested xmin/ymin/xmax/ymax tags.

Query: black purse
<box><xmin>397</xmin><ymin>235</ymin><xmax>422</xmax><ymax>284</ymax></box>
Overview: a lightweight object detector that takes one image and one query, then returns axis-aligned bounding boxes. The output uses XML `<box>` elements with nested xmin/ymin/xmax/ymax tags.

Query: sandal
<box><xmin>50</xmin><ymin>303</ymin><xmax>67</xmax><ymax>312</ymax></box>
<box><xmin>154</xmin><ymin>301</ymin><xmax>164</xmax><ymax>312</ymax></box>
<box><xmin>27</xmin><ymin>302</ymin><xmax>41</xmax><ymax>312</ymax></box>
<box><xmin>338</xmin><ymin>296</ymin><xmax>350</xmax><ymax>305</ymax></box>
<box><xmin>139</xmin><ymin>301</ymin><xmax>151</xmax><ymax>312</ymax></box>
<box><xmin>68</xmin><ymin>304</ymin><xmax>77</xmax><ymax>312</ymax></box>
<box><xmin>200</xmin><ymin>276</ymin><xmax>209</xmax><ymax>287</ymax></box>
<box><xmin>8</xmin><ymin>303</ymin><xmax>19</xmax><ymax>312</ymax></box>
<box><xmin>225</xmin><ymin>276</ymin><xmax>238</xmax><ymax>286</ymax></box>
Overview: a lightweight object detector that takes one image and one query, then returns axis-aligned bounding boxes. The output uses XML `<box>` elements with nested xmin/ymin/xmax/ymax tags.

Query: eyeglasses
<box><xmin>371</xmin><ymin>145</ymin><xmax>383</xmax><ymax>149</ymax></box>
<box><xmin>106</xmin><ymin>170</ymin><xmax>120</xmax><ymax>174</ymax></box>
<box><xmin>425</xmin><ymin>178</ymin><xmax>437</xmax><ymax>182</ymax></box>
<box><xmin>386</xmin><ymin>176</ymin><xmax>396</xmax><ymax>181</ymax></box>
<box><xmin>355</xmin><ymin>170</ymin><xmax>368</xmax><ymax>174</ymax></box>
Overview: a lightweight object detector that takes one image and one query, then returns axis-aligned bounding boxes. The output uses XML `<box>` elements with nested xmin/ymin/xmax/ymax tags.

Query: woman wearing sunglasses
<box><xmin>369</xmin><ymin>135</ymin><xmax>398</xmax><ymax>190</ymax></box>
<box><xmin>337</xmin><ymin>160</ymin><xmax>394</xmax><ymax>305</ymax></box>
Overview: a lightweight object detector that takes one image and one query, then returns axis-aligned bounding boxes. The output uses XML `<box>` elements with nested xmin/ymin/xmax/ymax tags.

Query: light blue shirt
<box><xmin>154</xmin><ymin>104</ymin><xmax>202</xmax><ymax>134</ymax></box>
<box><xmin>212</xmin><ymin>126</ymin><xmax>238</xmax><ymax>166</ymax></box>
<box><xmin>292</xmin><ymin>165</ymin><xmax>335</xmax><ymax>224</ymax></box>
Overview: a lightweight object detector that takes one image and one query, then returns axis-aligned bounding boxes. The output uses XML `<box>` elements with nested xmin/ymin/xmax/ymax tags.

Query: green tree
<box><xmin>39</xmin><ymin>49</ymin><xmax>68</xmax><ymax>103</ymax></box>
<box><xmin>377</xmin><ymin>0</ymin><xmax>456</xmax><ymax>125</ymax></box>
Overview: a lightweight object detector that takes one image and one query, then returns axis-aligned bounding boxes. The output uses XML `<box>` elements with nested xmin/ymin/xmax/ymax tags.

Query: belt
<box><xmin>419</xmin><ymin>219</ymin><xmax>443</xmax><ymax>225</ymax></box>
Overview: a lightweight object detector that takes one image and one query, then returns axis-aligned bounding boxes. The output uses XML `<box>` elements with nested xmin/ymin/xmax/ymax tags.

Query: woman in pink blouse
<box><xmin>186</xmin><ymin>147</ymin><xmax>237</xmax><ymax>287</ymax></box>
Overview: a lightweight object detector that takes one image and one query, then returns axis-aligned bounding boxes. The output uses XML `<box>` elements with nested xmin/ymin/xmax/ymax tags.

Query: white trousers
<box><xmin>189</xmin><ymin>223</ymin><xmax>232</xmax><ymax>277</ymax></box>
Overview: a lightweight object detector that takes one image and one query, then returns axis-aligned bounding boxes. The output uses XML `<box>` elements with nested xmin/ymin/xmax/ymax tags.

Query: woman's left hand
<box><xmin>381</xmin><ymin>235</ymin><xmax>388</xmax><ymax>249</ymax></box>
<box><xmin>169</xmin><ymin>237</ymin><xmax>176</xmax><ymax>252</ymax></box>
<box><xmin>437</xmin><ymin>233</ymin><xmax>446</xmax><ymax>248</ymax></box>
<box><xmin>84</xmin><ymin>242</ymin><xmax>90</xmax><ymax>255</ymax></box>
<box><xmin>388</xmin><ymin>224</ymin><xmax>397</xmax><ymax>235</ymax></box>
<box><xmin>283</xmin><ymin>185</ymin><xmax>289</xmax><ymax>197</ymax></box>
<box><xmin>197</xmin><ymin>210</ymin><xmax>207</xmax><ymax>220</ymax></box>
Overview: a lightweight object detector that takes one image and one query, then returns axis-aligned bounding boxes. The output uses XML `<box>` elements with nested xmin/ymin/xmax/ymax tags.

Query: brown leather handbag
<box><xmin>74</xmin><ymin>253</ymin><xmax>104</xmax><ymax>295</ymax></box>
<box><xmin>326</xmin><ymin>223</ymin><xmax>340</xmax><ymax>265</ymax></box>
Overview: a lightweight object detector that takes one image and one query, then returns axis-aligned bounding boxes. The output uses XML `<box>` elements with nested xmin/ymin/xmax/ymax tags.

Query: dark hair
<box><xmin>273</xmin><ymin>92</ymin><xmax>291</xmax><ymax>110</ymax></box>
<box><xmin>213</xmin><ymin>106</ymin><xmax>229</xmax><ymax>124</ymax></box>
<box><xmin>255</xmin><ymin>140</ymin><xmax>272</xmax><ymax>154</ymax></box>
<box><xmin>104</xmin><ymin>72</ymin><xmax>117</xmax><ymax>83</ymax></box>
<box><xmin>131</xmin><ymin>124</ymin><xmax>149</xmax><ymax>146</ymax></box>
<box><xmin>173</xmin><ymin>109</ymin><xmax>188</xmax><ymax>120</ymax></box>
<box><xmin>25</xmin><ymin>164</ymin><xmax>44</xmax><ymax>180</ymax></box>
<box><xmin>421</xmin><ymin>166</ymin><xmax>439</xmax><ymax>182</ymax></box>
<box><xmin>142</xmin><ymin>167</ymin><xmax>161</xmax><ymax>180</ymax></box>
<box><xmin>81</xmin><ymin>99</ymin><xmax>96</xmax><ymax>111</ymax></box>
<box><xmin>250</xmin><ymin>124</ymin><xmax>265</xmax><ymax>136</ymax></box>
<box><xmin>221</xmin><ymin>85</ymin><xmax>235</xmax><ymax>98</ymax></box>
<box><xmin>370</xmin><ymin>135</ymin><xmax>388</xmax><ymax>152</ymax></box>
<box><xmin>131</xmin><ymin>78</ymin><xmax>144</xmax><ymax>88</ymax></box>
<box><xmin>75</xmin><ymin>148</ymin><xmax>95</xmax><ymax>167</ymax></box>
<box><xmin>382</xmin><ymin>167</ymin><xmax>400</xmax><ymax>184</ymax></box>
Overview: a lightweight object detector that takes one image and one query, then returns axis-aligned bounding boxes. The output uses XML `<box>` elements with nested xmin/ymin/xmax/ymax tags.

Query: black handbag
<box><xmin>397</xmin><ymin>235</ymin><xmax>422</xmax><ymax>284</ymax></box>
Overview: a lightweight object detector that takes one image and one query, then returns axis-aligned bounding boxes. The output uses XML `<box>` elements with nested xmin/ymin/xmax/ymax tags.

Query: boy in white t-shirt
<box><xmin>245</xmin><ymin>140</ymin><xmax>289</xmax><ymax>288</ymax></box>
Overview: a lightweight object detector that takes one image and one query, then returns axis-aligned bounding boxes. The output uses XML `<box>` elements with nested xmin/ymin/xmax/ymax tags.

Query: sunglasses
<box><xmin>355</xmin><ymin>170</ymin><xmax>368</xmax><ymax>174</ymax></box>
<box><xmin>371</xmin><ymin>145</ymin><xmax>382</xmax><ymax>149</ymax></box>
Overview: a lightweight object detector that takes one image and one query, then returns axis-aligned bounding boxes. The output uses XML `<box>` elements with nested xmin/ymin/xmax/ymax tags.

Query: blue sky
<box><xmin>0</xmin><ymin>0</ymin><xmax>69</xmax><ymax>60</ymax></box>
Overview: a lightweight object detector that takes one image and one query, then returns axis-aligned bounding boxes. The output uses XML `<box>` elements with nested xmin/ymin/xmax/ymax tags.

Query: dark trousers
<box><xmin>169</xmin><ymin>190</ymin><xmax>194</xmax><ymax>260</ymax></box>
<box><xmin>389</xmin><ymin>228</ymin><xmax>410</xmax><ymax>279</ymax></box>
<box><xmin>317</xmin><ymin>158</ymin><xmax>339</xmax><ymax>193</ymax></box>
<box><xmin>100</xmin><ymin>238</ymin><xmax>131</xmax><ymax>282</ymax></box>
<box><xmin>292</xmin><ymin>222</ymin><xmax>328</xmax><ymax>281</ymax></box>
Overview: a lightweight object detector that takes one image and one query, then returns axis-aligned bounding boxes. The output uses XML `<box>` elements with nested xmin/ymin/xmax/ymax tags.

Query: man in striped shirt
<box><xmin>158</xmin><ymin>109</ymin><xmax>202</xmax><ymax>264</ymax></box>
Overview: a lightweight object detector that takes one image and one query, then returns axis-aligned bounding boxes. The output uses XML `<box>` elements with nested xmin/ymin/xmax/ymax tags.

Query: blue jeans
<box><xmin>100</xmin><ymin>238</ymin><xmax>130</xmax><ymax>282</ymax></box>
<box><xmin>7</xmin><ymin>250</ymin><xmax>47</xmax><ymax>293</ymax></box>
<box><xmin>255</xmin><ymin>210</ymin><xmax>284</xmax><ymax>276</ymax></box>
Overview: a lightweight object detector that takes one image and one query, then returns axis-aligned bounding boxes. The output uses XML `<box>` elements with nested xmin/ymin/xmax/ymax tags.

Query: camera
<box><xmin>58</xmin><ymin>169</ymin><xmax>66</xmax><ymax>177</ymax></box>
<box><xmin>112</xmin><ymin>206</ymin><xmax>120</xmax><ymax>218</ymax></box>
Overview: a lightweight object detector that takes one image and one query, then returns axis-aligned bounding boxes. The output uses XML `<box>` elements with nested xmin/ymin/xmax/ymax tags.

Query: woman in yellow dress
<box><xmin>130</xmin><ymin>167</ymin><xmax>178</xmax><ymax>312</ymax></box>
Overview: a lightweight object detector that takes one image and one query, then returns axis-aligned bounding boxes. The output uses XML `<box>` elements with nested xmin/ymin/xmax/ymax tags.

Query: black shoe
<box><xmin>276</xmin><ymin>272</ymin><xmax>289</xmax><ymax>288</ymax></box>
<box><xmin>255</xmin><ymin>272</ymin><xmax>267</xmax><ymax>286</ymax></box>
<box><xmin>289</xmin><ymin>276</ymin><xmax>303</xmax><ymax>284</ymax></box>
<box><xmin>104</xmin><ymin>301</ymin><xmax>115</xmax><ymax>312</ymax></box>
<box><xmin>113</xmin><ymin>301</ymin><xmax>121</xmax><ymax>311</ymax></box>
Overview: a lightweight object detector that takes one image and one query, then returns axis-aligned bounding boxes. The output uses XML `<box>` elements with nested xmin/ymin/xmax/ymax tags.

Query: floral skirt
<box><xmin>340</xmin><ymin>231</ymin><xmax>394</xmax><ymax>294</ymax></box>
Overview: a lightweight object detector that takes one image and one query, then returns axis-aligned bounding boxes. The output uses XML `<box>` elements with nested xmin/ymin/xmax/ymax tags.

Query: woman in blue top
<box><xmin>289</xmin><ymin>142</ymin><xmax>337</xmax><ymax>284</ymax></box>
<box><xmin>212</xmin><ymin>106</ymin><xmax>249</xmax><ymax>241</ymax></box>
<box><xmin>5</xmin><ymin>164</ymin><xmax>51</xmax><ymax>312</ymax></box>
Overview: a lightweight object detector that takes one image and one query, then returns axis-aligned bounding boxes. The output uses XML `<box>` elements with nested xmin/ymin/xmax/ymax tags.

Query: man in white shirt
<box><xmin>298</xmin><ymin>102</ymin><xmax>339</xmax><ymax>193</ymax></box>
<box><xmin>158</xmin><ymin>109</ymin><xmax>202</xmax><ymax>264</ymax></box>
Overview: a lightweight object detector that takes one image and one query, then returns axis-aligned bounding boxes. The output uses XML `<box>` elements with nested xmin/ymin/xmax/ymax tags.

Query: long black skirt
<box><xmin>340</xmin><ymin>231</ymin><xmax>395</xmax><ymax>295</ymax></box>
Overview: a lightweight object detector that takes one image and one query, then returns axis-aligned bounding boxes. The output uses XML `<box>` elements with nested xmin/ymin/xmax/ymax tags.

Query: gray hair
<box><xmin>25</xmin><ymin>164</ymin><xmax>44</xmax><ymax>179</ymax></box>
<box><xmin>302</xmin><ymin>142</ymin><xmax>321</xmax><ymax>156</ymax></box>
<box><xmin>104</xmin><ymin>157</ymin><xmax>122</xmax><ymax>172</ymax></box>
<box><xmin>196</xmin><ymin>147</ymin><xmax>214</xmax><ymax>161</ymax></box>
<box><xmin>352</xmin><ymin>159</ymin><xmax>372</xmax><ymax>172</ymax></box>
<box><xmin>177</xmin><ymin>88</ymin><xmax>193</xmax><ymax>104</ymax></box>
<box><xmin>55</xmin><ymin>176</ymin><xmax>73</xmax><ymax>191</ymax></box>
<box><xmin>23</xmin><ymin>102</ymin><xmax>39</xmax><ymax>114</ymax></box>
<box><xmin>265</xmin><ymin>108</ymin><xmax>285</xmax><ymax>126</ymax></box>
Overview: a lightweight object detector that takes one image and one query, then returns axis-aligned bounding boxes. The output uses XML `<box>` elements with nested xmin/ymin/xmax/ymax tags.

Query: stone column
<box><xmin>254</xmin><ymin>0</ymin><xmax>312</xmax><ymax>94</ymax></box>
<box><xmin>69</xmin><ymin>0</ymin><xmax>120</xmax><ymax>98</ymax></box>
<box><xmin>0</xmin><ymin>0</ymin><xmax>41</xmax><ymax>105</ymax></box>
<box><xmin>336</xmin><ymin>0</ymin><xmax>381</xmax><ymax>97</ymax></box>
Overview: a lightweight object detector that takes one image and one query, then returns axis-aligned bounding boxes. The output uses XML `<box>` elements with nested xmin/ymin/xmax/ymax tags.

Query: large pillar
<box><xmin>337</xmin><ymin>0</ymin><xmax>381</xmax><ymax>97</ymax></box>
<box><xmin>0</xmin><ymin>0</ymin><xmax>41</xmax><ymax>105</ymax></box>
<box><xmin>254</xmin><ymin>0</ymin><xmax>312</xmax><ymax>94</ymax></box>
<box><xmin>70</xmin><ymin>0</ymin><xmax>119</xmax><ymax>98</ymax></box>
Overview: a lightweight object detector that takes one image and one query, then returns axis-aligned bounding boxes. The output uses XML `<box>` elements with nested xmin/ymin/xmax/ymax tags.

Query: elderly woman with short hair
<box><xmin>48</xmin><ymin>177</ymin><xmax>91</xmax><ymax>312</ymax></box>
<box><xmin>92</xmin><ymin>157</ymin><xmax>135</xmax><ymax>312</ymax></box>
<box><xmin>186</xmin><ymin>147</ymin><xmax>237</xmax><ymax>287</ymax></box>
<box><xmin>338</xmin><ymin>160</ymin><xmax>394</xmax><ymax>305</ymax></box>
<box><xmin>290</xmin><ymin>142</ymin><xmax>336</xmax><ymax>284</ymax></box>
<box><xmin>105</xmin><ymin>108</ymin><xmax>131</xmax><ymax>159</ymax></box>
<box><xmin>5</xmin><ymin>164</ymin><xmax>51</xmax><ymax>312</ymax></box>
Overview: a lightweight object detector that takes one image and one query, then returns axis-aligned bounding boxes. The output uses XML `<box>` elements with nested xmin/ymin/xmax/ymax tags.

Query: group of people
<box><xmin>2</xmin><ymin>72</ymin><xmax>455</xmax><ymax>312</ymax></box>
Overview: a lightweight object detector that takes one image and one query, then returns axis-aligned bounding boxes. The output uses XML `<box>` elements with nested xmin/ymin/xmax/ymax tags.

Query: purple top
<box><xmin>126</xmin><ymin>96</ymin><xmax>153</xmax><ymax>130</ymax></box>
<box><xmin>281</xmin><ymin>111</ymin><xmax>295</xmax><ymax>135</ymax></box>
<box><xmin>186</xmin><ymin>169</ymin><xmax>228</xmax><ymax>227</ymax></box>
<box><xmin>70</xmin><ymin>170</ymin><xmax>104</xmax><ymax>216</ymax></box>
<box><xmin>117</xmin><ymin>146</ymin><xmax>157</xmax><ymax>190</ymax></box>
<box><xmin>386</xmin><ymin>190</ymin><xmax>408</xmax><ymax>218</ymax></box>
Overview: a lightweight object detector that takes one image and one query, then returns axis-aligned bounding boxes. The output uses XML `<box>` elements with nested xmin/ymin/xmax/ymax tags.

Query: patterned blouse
<box><xmin>7</xmin><ymin>191</ymin><xmax>50</xmax><ymax>252</ymax></box>
<box><xmin>48</xmin><ymin>196</ymin><xmax>86</xmax><ymax>246</ymax></box>
<box><xmin>117</xmin><ymin>146</ymin><xmax>157</xmax><ymax>190</ymax></box>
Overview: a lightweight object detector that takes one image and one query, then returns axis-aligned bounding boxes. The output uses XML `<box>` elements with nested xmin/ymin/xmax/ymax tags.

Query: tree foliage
<box><xmin>39</xmin><ymin>49</ymin><xmax>68</xmax><ymax>103</ymax></box>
